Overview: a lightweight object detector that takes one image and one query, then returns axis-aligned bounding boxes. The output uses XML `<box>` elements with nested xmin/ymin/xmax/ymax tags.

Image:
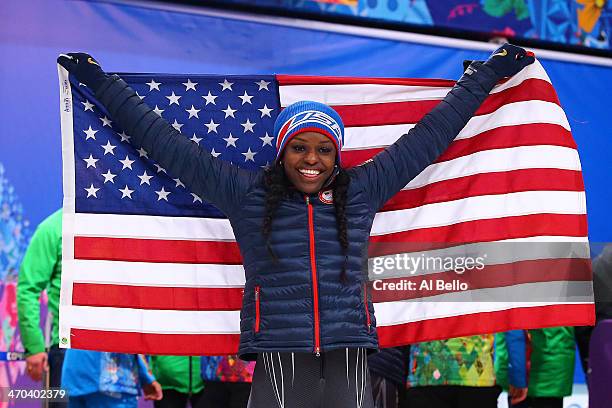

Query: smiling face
<box><xmin>281</xmin><ymin>131</ymin><xmax>337</xmax><ymax>194</ymax></box>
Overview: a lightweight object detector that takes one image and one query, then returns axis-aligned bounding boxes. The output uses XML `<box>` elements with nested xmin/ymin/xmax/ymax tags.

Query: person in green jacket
<box><xmin>16</xmin><ymin>209</ymin><xmax>64</xmax><ymax>401</ymax></box>
<box><xmin>150</xmin><ymin>355</ymin><xmax>205</xmax><ymax>407</ymax></box>
<box><xmin>495</xmin><ymin>327</ymin><xmax>575</xmax><ymax>408</ymax></box>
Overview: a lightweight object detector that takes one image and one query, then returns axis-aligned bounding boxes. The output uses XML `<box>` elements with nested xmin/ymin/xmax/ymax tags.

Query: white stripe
<box><xmin>63</xmin><ymin>306</ymin><xmax>240</xmax><ymax>333</ymax></box>
<box><xmin>369</xmin><ymin>241</ymin><xmax>590</xmax><ymax>279</ymax></box>
<box><xmin>343</xmin><ymin>124</ymin><xmax>416</xmax><ymax>150</ymax></box>
<box><xmin>66</xmin><ymin>260</ymin><xmax>246</xmax><ymax>287</ymax></box>
<box><xmin>73</xmin><ymin>212</ymin><xmax>235</xmax><ymax>241</ymax></box>
<box><xmin>374</xmin><ymin>281</ymin><xmax>593</xmax><ymax>326</ymax></box>
<box><xmin>372</xmin><ymin>190</ymin><xmax>585</xmax><ymax>235</ymax></box>
<box><xmin>405</xmin><ymin>145</ymin><xmax>582</xmax><ymax>190</ymax></box>
<box><xmin>342</xmin><ymin>101</ymin><xmax>569</xmax><ymax>150</ymax></box>
<box><xmin>456</xmin><ymin>100</ymin><xmax>571</xmax><ymax>139</ymax></box>
<box><xmin>279</xmin><ymin>84</ymin><xmax>449</xmax><ymax>106</ymax></box>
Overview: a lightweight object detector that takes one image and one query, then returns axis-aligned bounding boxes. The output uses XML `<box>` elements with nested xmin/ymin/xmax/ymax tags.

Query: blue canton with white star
<box><xmin>71</xmin><ymin>73</ymin><xmax>279</xmax><ymax>218</ymax></box>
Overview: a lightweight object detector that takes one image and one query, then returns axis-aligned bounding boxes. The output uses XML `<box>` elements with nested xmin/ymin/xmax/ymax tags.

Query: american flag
<box><xmin>58</xmin><ymin>60</ymin><xmax>594</xmax><ymax>355</ymax></box>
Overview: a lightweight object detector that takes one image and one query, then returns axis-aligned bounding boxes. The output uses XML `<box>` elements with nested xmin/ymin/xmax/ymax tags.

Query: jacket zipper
<box><xmin>363</xmin><ymin>283</ymin><xmax>371</xmax><ymax>333</ymax></box>
<box><xmin>306</xmin><ymin>196</ymin><xmax>321</xmax><ymax>356</ymax></box>
<box><xmin>254</xmin><ymin>285</ymin><xmax>261</xmax><ymax>333</ymax></box>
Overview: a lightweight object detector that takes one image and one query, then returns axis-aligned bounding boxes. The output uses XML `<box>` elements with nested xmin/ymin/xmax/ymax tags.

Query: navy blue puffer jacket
<box><xmin>93</xmin><ymin>63</ymin><xmax>498</xmax><ymax>360</ymax></box>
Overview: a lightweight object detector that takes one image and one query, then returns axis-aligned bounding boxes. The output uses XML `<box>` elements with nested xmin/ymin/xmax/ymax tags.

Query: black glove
<box><xmin>57</xmin><ymin>52</ymin><xmax>108</xmax><ymax>93</ymax></box>
<box><xmin>483</xmin><ymin>43</ymin><xmax>535</xmax><ymax>78</ymax></box>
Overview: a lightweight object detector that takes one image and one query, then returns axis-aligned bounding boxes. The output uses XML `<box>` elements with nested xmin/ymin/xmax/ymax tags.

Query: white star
<box><xmin>258</xmin><ymin>104</ymin><xmax>273</xmax><ymax>118</ymax></box>
<box><xmin>222</xmin><ymin>104</ymin><xmax>237</xmax><ymax>118</ymax></box>
<box><xmin>84</xmin><ymin>184</ymin><xmax>99</xmax><ymax>198</ymax></box>
<box><xmin>223</xmin><ymin>133</ymin><xmax>239</xmax><ymax>148</ymax></box>
<box><xmin>137</xmin><ymin>147</ymin><xmax>149</xmax><ymax>158</ymax></box>
<box><xmin>174</xmin><ymin>178</ymin><xmax>185</xmax><ymax>188</ymax></box>
<box><xmin>119</xmin><ymin>185</ymin><xmax>134</xmax><ymax>199</ymax></box>
<box><xmin>182</xmin><ymin>79</ymin><xmax>198</xmax><ymax>91</ymax></box>
<box><xmin>210</xmin><ymin>148</ymin><xmax>221</xmax><ymax>158</ymax></box>
<box><xmin>190</xmin><ymin>133</ymin><xmax>202</xmax><ymax>144</ymax></box>
<box><xmin>155</xmin><ymin>187</ymin><xmax>171</xmax><ymax>201</ymax></box>
<box><xmin>119</xmin><ymin>155</ymin><xmax>135</xmax><ymax>170</ymax></box>
<box><xmin>101</xmin><ymin>140</ymin><xmax>117</xmax><ymax>155</ymax></box>
<box><xmin>153</xmin><ymin>105</ymin><xmax>164</xmax><ymax>116</ymax></box>
<box><xmin>171</xmin><ymin>119</ymin><xmax>184</xmax><ymax>132</ymax></box>
<box><xmin>241</xmin><ymin>118</ymin><xmax>255</xmax><ymax>133</ymax></box>
<box><xmin>255</xmin><ymin>79</ymin><xmax>270</xmax><ymax>91</ymax></box>
<box><xmin>83</xmin><ymin>126</ymin><xmax>98</xmax><ymax>140</ymax></box>
<box><xmin>260</xmin><ymin>132</ymin><xmax>274</xmax><ymax>147</ymax></box>
<box><xmin>99</xmin><ymin>116</ymin><xmax>112</xmax><ymax>127</ymax></box>
<box><xmin>119</xmin><ymin>131</ymin><xmax>131</xmax><ymax>142</ymax></box>
<box><xmin>260</xmin><ymin>161</ymin><xmax>270</xmax><ymax>169</ymax></box>
<box><xmin>102</xmin><ymin>169</ymin><xmax>117</xmax><ymax>184</ymax></box>
<box><xmin>239</xmin><ymin>91</ymin><xmax>253</xmax><ymax>105</ymax></box>
<box><xmin>83</xmin><ymin>154</ymin><xmax>99</xmax><ymax>168</ymax></box>
<box><xmin>186</xmin><ymin>105</ymin><xmax>200</xmax><ymax>119</ymax></box>
<box><xmin>205</xmin><ymin>119</ymin><xmax>220</xmax><ymax>134</ymax></box>
<box><xmin>82</xmin><ymin>100</ymin><xmax>94</xmax><ymax>112</ymax></box>
<box><xmin>138</xmin><ymin>171</ymin><xmax>153</xmax><ymax>185</ymax></box>
<box><xmin>242</xmin><ymin>148</ymin><xmax>257</xmax><ymax>162</ymax></box>
<box><xmin>219</xmin><ymin>79</ymin><xmax>233</xmax><ymax>91</ymax></box>
<box><xmin>154</xmin><ymin>164</ymin><xmax>167</xmax><ymax>174</ymax></box>
<box><xmin>136</xmin><ymin>92</ymin><xmax>145</xmax><ymax>100</ymax></box>
<box><xmin>202</xmin><ymin>91</ymin><xmax>218</xmax><ymax>105</ymax></box>
<box><xmin>146</xmin><ymin>79</ymin><xmax>161</xmax><ymax>91</ymax></box>
<box><xmin>191</xmin><ymin>193</ymin><xmax>203</xmax><ymax>203</ymax></box>
<box><xmin>166</xmin><ymin>91</ymin><xmax>181</xmax><ymax>106</ymax></box>
<box><xmin>79</xmin><ymin>82</ymin><xmax>87</xmax><ymax>87</ymax></box>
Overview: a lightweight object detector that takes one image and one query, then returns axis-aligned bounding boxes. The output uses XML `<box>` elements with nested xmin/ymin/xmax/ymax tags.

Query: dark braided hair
<box><xmin>262</xmin><ymin>163</ymin><xmax>351</xmax><ymax>281</ymax></box>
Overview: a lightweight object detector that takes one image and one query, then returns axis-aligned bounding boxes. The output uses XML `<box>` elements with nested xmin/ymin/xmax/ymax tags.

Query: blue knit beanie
<box><xmin>274</xmin><ymin>101</ymin><xmax>344</xmax><ymax>164</ymax></box>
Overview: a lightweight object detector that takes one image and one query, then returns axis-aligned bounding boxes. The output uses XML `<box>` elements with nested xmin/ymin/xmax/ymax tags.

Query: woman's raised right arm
<box><xmin>58</xmin><ymin>53</ymin><xmax>256</xmax><ymax>216</ymax></box>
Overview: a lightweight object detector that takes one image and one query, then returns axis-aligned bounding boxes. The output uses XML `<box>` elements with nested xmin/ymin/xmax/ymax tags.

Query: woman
<box><xmin>58</xmin><ymin>44</ymin><xmax>533</xmax><ymax>408</ymax></box>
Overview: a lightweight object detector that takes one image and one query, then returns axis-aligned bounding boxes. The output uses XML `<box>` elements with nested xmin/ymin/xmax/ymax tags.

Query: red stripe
<box><xmin>70</xmin><ymin>329</ymin><xmax>241</xmax><ymax>355</ymax></box>
<box><xmin>72</xmin><ymin>283</ymin><xmax>244</xmax><ymax>311</ymax></box>
<box><xmin>371</xmin><ymin>258</ymin><xmax>592</xmax><ymax>302</ymax></box>
<box><xmin>476</xmin><ymin>78</ymin><xmax>560</xmax><ymax>115</ymax></box>
<box><xmin>277</xmin><ymin>74</ymin><xmax>456</xmax><ymax>87</ymax></box>
<box><xmin>438</xmin><ymin>123</ymin><xmax>575</xmax><ymax>162</ymax></box>
<box><xmin>368</xmin><ymin>214</ymin><xmax>588</xmax><ymax>256</ymax></box>
<box><xmin>380</xmin><ymin>169</ymin><xmax>585</xmax><ymax>212</ymax></box>
<box><xmin>377</xmin><ymin>304</ymin><xmax>595</xmax><ymax>347</ymax></box>
<box><xmin>74</xmin><ymin>236</ymin><xmax>242</xmax><ymax>264</ymax></box>
<box><xmin>333</xmin><ymin>79</ymin><xmax>558</xmax><ymax>127</ymax></box>
<box><xmin>341</xmin><ymin>123</ymin><xmax>575</xmax><ymax>168</ymax></box>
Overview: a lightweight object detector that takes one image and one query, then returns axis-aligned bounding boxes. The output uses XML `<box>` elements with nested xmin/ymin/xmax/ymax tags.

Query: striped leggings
<box><xmin>247</xmin><ymin>348</ymin><xmax>374</xmax><ymax>408</ymax></box>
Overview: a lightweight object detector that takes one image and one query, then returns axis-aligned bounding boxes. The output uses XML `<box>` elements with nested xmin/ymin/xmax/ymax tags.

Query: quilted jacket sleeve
<box><xmin>350</xmin><ymin>62</ymin><xmax>499</xmax><ymax>212</ymax></box>
<box><xmin>93</xmin><ymin>75</ymin><xmax>258</xmax><ymax>216</ymax></box>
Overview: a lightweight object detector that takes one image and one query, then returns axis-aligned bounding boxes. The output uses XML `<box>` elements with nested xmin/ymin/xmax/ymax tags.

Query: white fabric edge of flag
<box><xmin>58</xmin><ymin>64</ymin><xmax>75</xmax><ymax>350</ymax></box>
